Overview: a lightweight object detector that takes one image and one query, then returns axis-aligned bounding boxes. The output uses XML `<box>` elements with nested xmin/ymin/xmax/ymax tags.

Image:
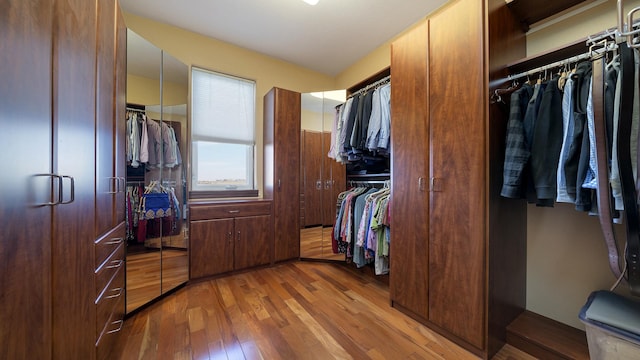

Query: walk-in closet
<box><xmin>5</xmin><ymin>0</ymin><xmax>640</xmax><ymax>359</ymax></box>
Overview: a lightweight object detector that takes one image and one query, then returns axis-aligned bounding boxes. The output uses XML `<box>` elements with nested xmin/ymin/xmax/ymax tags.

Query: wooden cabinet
<box><xmin>301</xmin><ymin>130</ymin><xmax>323</xmax><ymax>226</ymax></box>
<box><xmin>0</xmin><ymin>0</ymin><xmax>126</xmax><ymax>358</ymax></box>
<box><xmin>190</xmin><ymin>201</ymin><xmax>273</xmax><ymax>279</ymax></box>
<box><xmin>390</xmin><ymin>0</ymin><xmax>527</xmax><ymax>358</ymax></box>
<box><xmin>390</xmin><ymin>20</ymin><xmax>431</xmax><ymax>320</ymax></box>
<box><xmin>264</xmin><ymin>87</ymin><xmax>301</xmax><ymax>262</ymax></box>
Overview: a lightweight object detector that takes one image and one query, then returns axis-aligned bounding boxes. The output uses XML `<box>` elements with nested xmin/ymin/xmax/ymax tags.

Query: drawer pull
<box><xmin>105</xmin><ymin>287</ymin><xmax>123</xmax><ymax>299</ymax></box>
<box><xmin>106</xmin><ymin>320</ymin><xmax>123</xmax><ymax>334</ymax></box>
<box><xmin>228</xmin><ymin>210</ymin><xmax>240</xmax><ymax>214</ymax></box>
<box><xmin>105</xmin><ymin>237</ymin><xmax>123</xmax><ymax>245</ymax></box>
<box><xmin>106</xmin><ymin>260</ymin><xmax>123</xmax><ymax>269</ymax></box>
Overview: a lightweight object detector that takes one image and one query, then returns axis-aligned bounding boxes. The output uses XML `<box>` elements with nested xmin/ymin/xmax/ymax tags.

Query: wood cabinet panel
<box><xmin>235</xmin><ymin>215</ymin><xmax>272</xmax><ymax>269</ymax></box>
<box><xmin>0</xmin><ymin>1</ymin><xmax>53</xmax><ymax>358</ymax></box>
<box><xmin>390</xmin><ymin>20</ymin><xmax>431</xmax><ymax>320</ymax></box>
<box><xmin>95</xmin><ymin>221</ymin><xmax>125</xmax><ymax>269</ymax></box>
<box><xmin>114</xmin><ymin>4</ymin><xmax>127</xmax><ymax>225</ymax></box>
<box><xmin>96</xmin><ymin>0</ymin><xmax>117</xmax><ymax>238</ymax></box>
<box><xmin>51</xmin><ymin>0</ymin><xmax>98</xmax><ymax>357</ymax></box>
<box><xmin>264</xmin><ymin>88</ymin><xmax>301</xmax><ymax>262</ymax></box>
<box><xmin>190</xmin><ymin>218</ymin><xmax>234</xmax><ymax>278</ymax></box>
<box><xmin>190</xmin><ymin>201</ymin><xmax>271</xmax><ymax>221</ymax></box>
<box><xmin>95</xmin><ymin>243</ymin><xmax>125</xmax><ymax>299</ymax></box>
<box><xmin>428</xmin><ymin>0</ymin><xmax>485</xmax><ymax>349</ymax></box>
<box><xmin>302</xmin><ymin>130</ymin><xmax>323</xmax><ymax>226</ymax></box>
<box><xmin>96</xmin><ymin>265</ymin><xmax>124</xmax><ymax>339</ymax></box>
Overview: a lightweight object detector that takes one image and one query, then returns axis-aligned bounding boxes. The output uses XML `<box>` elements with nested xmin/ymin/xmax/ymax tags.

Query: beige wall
<box><xmin>127</xmin><ymin>73</ymin><xmax>187</xmax><ymax>106</ymax></box>
<box><xmin>525</xmin><ymin>0</ymin><xmax>639</xmax><ymax>329</ymax></box>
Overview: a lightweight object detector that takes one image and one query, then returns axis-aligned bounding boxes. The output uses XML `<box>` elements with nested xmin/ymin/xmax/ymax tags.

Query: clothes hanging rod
<box><xmin>126</xmin><ymin>107</ymin><xmax>146</xmax><ymax>112</ymax></box>
<box><xmin>507</xmin><ymin>41</ymin><xmax>616</xmax><ymax>82</ymax></box>
<box><xmin>349</xmin><ymin>75</ymin><xmax>390</xmax><ymax>98</ymax></box>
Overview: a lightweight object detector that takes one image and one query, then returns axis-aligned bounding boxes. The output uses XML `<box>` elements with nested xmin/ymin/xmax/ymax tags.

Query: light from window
<box><xmin>191</xmin><ymin>67</ymin><xmax>256</xmax><ymax>192</ymax></box>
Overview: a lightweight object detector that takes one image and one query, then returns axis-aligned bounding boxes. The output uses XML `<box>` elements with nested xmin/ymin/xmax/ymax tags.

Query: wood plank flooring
<box><xmin>300</xmin><ymin>226</ymin><xmax>345</xmax><ymax>261</ymax></box>
<box><xmin>117</xmin><ymin>261</ymin><xmax>534</xmax><ymax>359</ymax></box>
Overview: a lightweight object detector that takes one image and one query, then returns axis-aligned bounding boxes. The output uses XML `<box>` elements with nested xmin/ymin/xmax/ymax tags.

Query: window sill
<box><xmin>189</xmin><ymin>190</ymin><xmax>259</xmax><ymax>200</ymax></box>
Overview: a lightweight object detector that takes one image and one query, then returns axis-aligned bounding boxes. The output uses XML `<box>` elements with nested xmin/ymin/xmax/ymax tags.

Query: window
<box><xmin>191</xmin><ymin>67</ymin><xmax>257</xmax><ymax>197</ymax></box>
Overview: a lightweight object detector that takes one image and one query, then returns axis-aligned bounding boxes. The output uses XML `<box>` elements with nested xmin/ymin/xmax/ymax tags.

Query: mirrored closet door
<box><xmin>124</xmin><ymin>30</ymin><xmax>189</xmax><ymax>313</ymax></box>
<box><xmin>300</xmin><ymin>91</ymin><xmax>346</xmax><ymax>260</ymax></box>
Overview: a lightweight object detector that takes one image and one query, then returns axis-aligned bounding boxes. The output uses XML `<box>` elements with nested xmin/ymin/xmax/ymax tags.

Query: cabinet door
<box><xmin>190</xmin><ymin>218</ymin><xmax>234</xmax><ymax>278</ymax></box>
<box><xmin>428</xmin><ymin>0</ymin><xmax>485</xmax><ymax>349</ymax></box>
<box><xmin>303</xmin><ymin>130</ymin><xmax>323</xmax><ymax>226</ymax></box>
<box><xmin>390</xmin><ymin>20</ymin><xmax>430</xmax><ymax>320</ymax></box>
<box><xmin>0</xmin><ymin>1</ymin><xmax>53</xmax><ymax>358</ymax></box>
<box><xmin>114</xmin><ymin>5</ymin><xmax>127</xmax><ymax>224</ymax></box>
<box><xmin>235</xmin><ymin>215</ymin><xmax>272</xmax><ymax>270</ymax></box>
<box><xmin>51</xmin><ymin>0</ymin><xmax>98</xmax><ymax>357</ymax></box>
<box><xmin>269</xmin><ymin>88</ymin><xmax>301</xmax><ymax>262</ymax></box>
<box><xmin>95</xmin><ymin>0</ymin><xmax>117</xmax><ymax>238</ymax></box>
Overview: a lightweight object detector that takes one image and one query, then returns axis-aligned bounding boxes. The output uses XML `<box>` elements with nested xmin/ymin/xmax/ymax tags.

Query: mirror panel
<box><xmin>300</xmin><ymin>90</ymin><xmax>346</xmax><ymax>260</ymax></box>
<box><xmin>125</xmin><ymin>29</ymin><xmax>162</xmax><ymax>313</ymax></box>
<box><xmin>160</xmin><ymin>50</ymin><xmax>189</xmax><ymax>294</ymax></box>
<box><xmin>124</xmin><ymin>30</ymin><xmax>190</xmax><ymax>312</ymax></box>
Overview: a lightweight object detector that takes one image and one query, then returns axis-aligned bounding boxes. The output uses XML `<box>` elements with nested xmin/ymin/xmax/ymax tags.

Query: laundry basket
<box><xmin>579</xmin><ymin>291</ymin><xmax>640</xmax><ymax>359</ymax></box>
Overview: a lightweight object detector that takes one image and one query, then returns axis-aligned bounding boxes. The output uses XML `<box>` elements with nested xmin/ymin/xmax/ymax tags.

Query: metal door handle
<box><xmin>60</xmin><ymin>175</ymin><xmax>75</xmax><ymax>204</ymax></box>
<box><xmin>105</xmin><ymin>237</ymin><xmax>124</xmax><ymax>245</ymax></box>
<box><xmin>316</xmin><ymin>180</ymin><xmax>322</xmax><ymax>190</ymax></box>
<box><xmin>106</xmin><ymin>320</ymin><xmax>124</xmax><ymax>334</ymax></box>
<box><xmin>418</xmin><ymin>177</ymin><xmax>425</xmax><ymax>192</ymax></box>
<box><xmin>105</xmin><ymin>287</ymin><xmax>123</xmax><ymax>299</ymax></box>
<box><xmin>40</xmin><ymin>174</ymin><xmax>62</xmax><ymax>206</ymax></box>
<box><xmin>106</xmin><ymin>259</ymin><xmax>123</xmax><ymax>269</ymax></box>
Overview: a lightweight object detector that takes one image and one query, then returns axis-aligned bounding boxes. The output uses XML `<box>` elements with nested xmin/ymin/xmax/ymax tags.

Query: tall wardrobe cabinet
<box><xmin>264</xmin><ymin>87</ymin><xmax>301</xmax><ymax>262</ymax></box>
<box><xmin>1</xmin><ymin>0</ymin><xmax>127</xmax><ymax>358</ymax></box>
<box><xmin>389</xmin><ymin>0</ymin><xmax>527</xmax><ymax>358</ymax></box>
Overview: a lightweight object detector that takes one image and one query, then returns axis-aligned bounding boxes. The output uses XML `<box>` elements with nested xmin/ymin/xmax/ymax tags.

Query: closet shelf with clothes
<box><xmin>126</xmin><ymin>109</ymin><xmax>182</xmax><ymax>170</ymax></box>
<box><xmin>497</xmin><ymin>26</ymin><xmax>640</xmax><ymax>294</ymax></box>
<box><xmin>332</xmin><ymin>182</ymin><xmax>390</xmax><ymax>276</ymax></box>
<box><xmin>328</xmin><ymin>70</ymin><xmax>391</xmax><ymax>176</ymax></box>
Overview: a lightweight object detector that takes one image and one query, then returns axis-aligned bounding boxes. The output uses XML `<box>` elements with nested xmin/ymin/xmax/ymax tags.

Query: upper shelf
<box><xmin>505</xmin><ymin>0</ymin><xmax>589</xmax><ymax>31</ymax></box>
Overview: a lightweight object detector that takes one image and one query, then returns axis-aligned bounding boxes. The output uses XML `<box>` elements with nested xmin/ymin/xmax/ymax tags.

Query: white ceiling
<box><xmin>119</xmin><ymin>0</ymin><xmax>448</xmax><ymax>76</ymax></box>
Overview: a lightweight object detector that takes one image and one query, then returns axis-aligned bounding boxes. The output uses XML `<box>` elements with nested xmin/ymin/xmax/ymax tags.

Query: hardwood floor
<box><xmin>117</xmin><ymin>261</ymin><xmax>534</xmax><ymax>359</ymax></box>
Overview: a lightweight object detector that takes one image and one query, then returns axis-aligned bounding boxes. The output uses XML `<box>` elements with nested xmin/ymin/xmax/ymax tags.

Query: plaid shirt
<box><xmin>501</xmin><ymin>83</ymin><xmax>534</xmax><ymax>198</ymax></box>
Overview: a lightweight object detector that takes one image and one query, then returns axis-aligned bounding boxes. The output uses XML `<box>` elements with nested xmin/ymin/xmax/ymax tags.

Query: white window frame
<box><xmin>190</xmin><ymin>67</ymin><xmax>257</xmax><ymax>196</ymax></box>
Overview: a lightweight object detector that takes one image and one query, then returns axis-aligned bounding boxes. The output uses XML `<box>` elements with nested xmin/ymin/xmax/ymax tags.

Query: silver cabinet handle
<box><xmin>60</xmin><ymin>175</ymin><xmax>74</xmax><ymax>204</ymax></box>
<box><xmin>227</xmin><ymin>231</ymin><xmax>233</xmax><ymax>244</ymax></box>
<box><xmin>119</xmin><ymin>177</ymin><xmax>126</xmax><ymax>193</ymax></box>
<box><xmin>105</xmin><ymin>287</ymin><xmax>123</xmax><ymax>299</ymax></box>
<box><xmin>418</xmin><ymin>177</ymin><xmax>425</xmax><ymax>192</ymax></box>
<box><xmin>316</xmin><ymin>180</ymin><xmax>322</xmax><ymax>190</ymax></box>
<box><xmin>106</xmin><ymin>259</ymin><xmax>123</xmax><ymax>269</ymax></box>
<box><xmin>108</xmin><ymin>177</ymin><xmax>118</xmax><ymax>194</ymax></box>
<box><xmin>278</xmin><ymin>179</ymin><xmax>281</xmax><ymax>189</ymax></box>
<box><xmin>106</xmin><ymin>320</ymin><xmax>124</xmax><ymax>334</ymax></box>
<box><xmin>237</xmin><ymin>230</ymin><xmax>241</xmax><ymax>241</ymax></box>
<box><xmin>325</xmin><ymin>180</ymin><xmax>331</xmax><ymax>190</ymax></box>
<box><xmin>40</xmin><ymin>174</ymin><xmax>62</xmax><ymax>206</ymax></box>
<box><xmin>105</xmin><ymin>237</ymin><xmax>124</xmax><ymax>245</ymax></box>
<box><xmin>228</xmin><ymin>210</ymin><xmax>240</xmax><ymax>214</ymax></box>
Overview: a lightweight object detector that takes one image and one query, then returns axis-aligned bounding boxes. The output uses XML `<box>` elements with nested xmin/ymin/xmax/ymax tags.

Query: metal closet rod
<box><xmin>349</xmin><ymin>75</ymin><xmax>390</xmax><ymax>98</ymax></box>
<box><xmin>507</xmin><ymin>42</ymin><xmax>616</xmax><ymax>82</ymax></box>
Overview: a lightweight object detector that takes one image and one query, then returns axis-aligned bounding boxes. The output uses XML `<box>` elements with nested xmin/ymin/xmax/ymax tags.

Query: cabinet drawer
<box><xmin>95</xmin><ymin>243</ymin><xmax>124</xmax><ymax>298</ymax></box>
<box><xmin>96</xmin><ymin>295</ymin><xmax>125</xmax><ymax>360</ymax></box>
<box><xmin>96</xmin><ymin>265</ymin><xmax>124</xmax><ymax>339</ymax></box>
<box><xmin>190</xmin><ymin>201</ymin><xmax>271</xmax><ymax>220</ymax></box>
<box><xmin>95</xmin><ymin>222</ymin><xmax>125</xmax><ymax>269</ymax></box>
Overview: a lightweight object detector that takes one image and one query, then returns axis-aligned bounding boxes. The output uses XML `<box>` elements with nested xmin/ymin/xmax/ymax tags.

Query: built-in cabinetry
<box><xmin>264</xmin><ymin>87</ymin><xmax>301</xmax><ymax>262</ymax></box>
<box><xmin>0</xmin><ymin>0</ymin><xmax>126</xmax><ymax>358</ymax></box>
<box><xmin>190</xmin><ymin>201</ymin><xmax>273</xmax><ymax>279</ymax></box>
<box><xmin>389</xmin><ymin>0</ymin><xmax>527</xmax><ymax>358</ymax></box>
